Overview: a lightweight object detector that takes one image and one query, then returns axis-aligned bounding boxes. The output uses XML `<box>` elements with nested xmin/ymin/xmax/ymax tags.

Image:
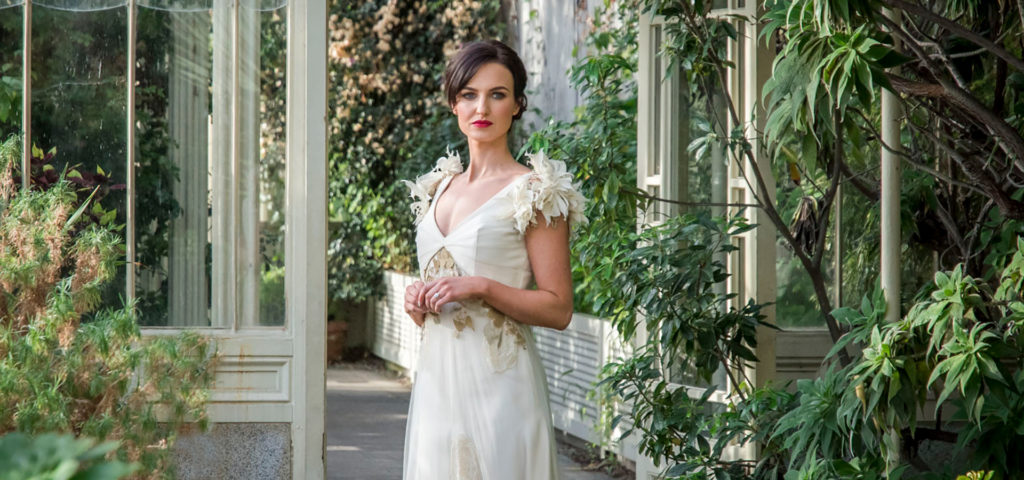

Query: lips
<box><xmin>472</xmin><ymin>120</ymin><xmax>493</xmax><ymax>127</ymax></box>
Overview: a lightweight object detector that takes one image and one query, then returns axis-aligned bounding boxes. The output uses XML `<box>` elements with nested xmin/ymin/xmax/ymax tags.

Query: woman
<box><xmin>401</xmin><ymin>40</ymin><xmax>586</xmax><ymax>479</ymax></box>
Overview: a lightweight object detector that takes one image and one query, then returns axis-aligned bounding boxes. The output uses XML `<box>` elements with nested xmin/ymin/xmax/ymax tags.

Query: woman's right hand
<box><xmin>404</xmin><ymin>281</ymin><xmax>428</xmax><ymax>327</ymax></box>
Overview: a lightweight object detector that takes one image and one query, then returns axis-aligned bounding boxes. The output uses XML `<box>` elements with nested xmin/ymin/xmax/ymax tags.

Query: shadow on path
<box><xmin>325</xmin><ymin>363</ymin><xmax>623</xmax><ymax>480</ymax></box>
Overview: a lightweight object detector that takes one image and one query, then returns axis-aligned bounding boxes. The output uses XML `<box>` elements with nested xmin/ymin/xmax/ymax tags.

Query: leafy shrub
<box><xmin>596</xmin><ymin>214</ymin><xmax>788</xmax><ymax>478</ymax></box>
<box><xmin>0</xmin><ymin>432</ymin><xmax>136</xmax><ymax>480</ymax></box>
<box><xmin>0</xmin><ymin>137</ymin><xmax>215</xmax><ymax>478</ymax></box>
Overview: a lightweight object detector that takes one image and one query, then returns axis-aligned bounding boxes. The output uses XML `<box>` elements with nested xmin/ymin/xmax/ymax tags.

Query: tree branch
<box><xmin>884</xmin><ymin>0</ymin><xmax>1024</xmax><ymax>74</ymax></box>
<box><xmin>837</xmin><ymin>160</ymin><xmax>880</xmax><ymax>201</ymax></box>
<box><xmin>887</xmin><ymin>74</ymin><xmax>1024</xmax><ymax>172</ymax></box>
<box><xmin>903</xmin><ymin>115</ymin><xmax>1024</xmax><ymax>220</ymax></box>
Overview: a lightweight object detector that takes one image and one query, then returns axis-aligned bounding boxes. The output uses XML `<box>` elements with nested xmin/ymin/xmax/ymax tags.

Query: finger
<box><xmin>430</xmin><ymin>288</ymin><xmax>448</xmax><ymax>313</ymax></box>
<box><xmin>408</xmin><ymin>288</ymin><xmax>423</xmax><ymax>308</ymax></box>
<box><xmin>420</xmin><ymin>281</ymin><xmax>442</xmax><ymax>307</ymax></box>
<box><xmin>417</xmin><ymin>281</ymin><xmax>434</xmax><ymax>307</ymax></box>
<box><xmin>426</xmin><ymin>286</ymin><xmax>442</xmax><ymax>312</ymax></box>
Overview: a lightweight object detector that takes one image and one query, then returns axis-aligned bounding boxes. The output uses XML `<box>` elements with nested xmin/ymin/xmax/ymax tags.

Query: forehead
<box><xmin>464</xmin><ymin>62</ymin><xmax>514</xmax><ymax>89</ymax></box>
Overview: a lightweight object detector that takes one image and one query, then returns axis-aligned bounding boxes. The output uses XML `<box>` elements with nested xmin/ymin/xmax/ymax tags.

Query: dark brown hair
<box><xmin>443</xmin><ymin>40</ymin><xmax>528</xmax><ymax>121</ymax></box>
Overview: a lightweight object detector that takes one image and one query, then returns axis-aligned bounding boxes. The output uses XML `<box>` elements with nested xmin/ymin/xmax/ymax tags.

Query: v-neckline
<box><xmin>432</xmin><ymin>172</ymin><xmax>531</xmax><ymax>239</ymax></box>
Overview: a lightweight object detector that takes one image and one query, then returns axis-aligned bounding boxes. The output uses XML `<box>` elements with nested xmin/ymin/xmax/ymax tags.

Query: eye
<box><xmin>460</xmin><ymin>92</ymin><xmax>477</xmax><ymax>100</ymax></box>
<box><xmin>491</xmin><ymin>92</ymin><xmax>507</xmax><ymax>99</ymax></box>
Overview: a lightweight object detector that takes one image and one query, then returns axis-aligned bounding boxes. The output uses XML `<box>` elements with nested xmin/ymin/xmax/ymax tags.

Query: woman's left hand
<box><xmin>418</xmin><ymin>276</ymin><xmax>486</xmax><ymax>313</ymax></box>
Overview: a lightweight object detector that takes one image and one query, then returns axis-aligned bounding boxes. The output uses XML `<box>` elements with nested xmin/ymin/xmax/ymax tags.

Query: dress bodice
<box><xmin>416</xmin><ymin>173</ymin><xmax>534</xmax><ymax>289</ymax></box>
<box><xmin>404</xmin><ymin>149</ymin><xmax>587</xmax><ymax>290</ymax></box>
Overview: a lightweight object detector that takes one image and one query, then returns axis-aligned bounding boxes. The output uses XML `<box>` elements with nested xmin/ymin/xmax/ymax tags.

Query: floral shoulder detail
<box><xmin>401</xmin><ymin>148</ymin><xmax>464</xmax><ymax>225</ymax></box>
<box><xmin>508</xmin><ymin>151</ymin><xmax>588</xmax><ymax>235</ymax></box>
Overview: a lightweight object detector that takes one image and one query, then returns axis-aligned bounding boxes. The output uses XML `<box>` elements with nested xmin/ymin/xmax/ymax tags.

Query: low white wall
<box><xmin>368</xmin><ymin>271</ymin><xmax>424</xmax><ymax>375</ymax></box>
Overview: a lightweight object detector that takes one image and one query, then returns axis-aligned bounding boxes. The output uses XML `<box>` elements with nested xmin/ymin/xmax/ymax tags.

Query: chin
<box><xmin>462</xmin><ymin>130</ymin><xmax>507</xmax><ymax>145</ymax></box>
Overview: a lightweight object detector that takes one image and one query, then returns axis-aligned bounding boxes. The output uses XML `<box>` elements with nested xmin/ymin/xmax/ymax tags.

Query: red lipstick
<box><xmin>472</xmin><ymin>120</ymin><xmax>493</xmax><ymax>128</ymax></box>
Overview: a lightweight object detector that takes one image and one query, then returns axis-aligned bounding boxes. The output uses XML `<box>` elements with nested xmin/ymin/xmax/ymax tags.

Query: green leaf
<box><xmin>71</xmin><ymin>462</ymin><xmax>138</xmax><ymax>480</ymax></box>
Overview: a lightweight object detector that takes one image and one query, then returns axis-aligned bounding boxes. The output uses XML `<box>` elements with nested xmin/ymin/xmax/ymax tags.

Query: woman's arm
<box><xmin>418</xmin><ymin>215</ymin><xmax>574</xmax><ymax>330</ymax></box>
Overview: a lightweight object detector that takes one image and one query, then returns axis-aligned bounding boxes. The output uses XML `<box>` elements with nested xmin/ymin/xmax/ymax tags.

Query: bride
<box><xmin>401</xmin><ymin>40</ymin><xmax>587</xmax><ymax>479</ymax></box>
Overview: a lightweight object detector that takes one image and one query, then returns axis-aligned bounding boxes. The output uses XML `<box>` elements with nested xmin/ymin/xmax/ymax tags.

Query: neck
<box><xmin>465</xmin><ymin>136</ymin><xmax>515</xmax><ymax>180</ymax></box>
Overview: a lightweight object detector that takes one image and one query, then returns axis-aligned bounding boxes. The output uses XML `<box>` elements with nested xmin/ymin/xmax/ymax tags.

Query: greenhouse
<box><xmin>1</xmin><ymin>0</ymin><xmax>1023</xmax><ymax>478</ymax></box>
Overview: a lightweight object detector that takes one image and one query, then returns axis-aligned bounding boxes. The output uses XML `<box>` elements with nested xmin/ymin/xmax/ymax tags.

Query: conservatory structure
<box><xmin>2</xmin><ymin>0</ymin><xmax>327</xmax><ymax>476</ymax></box>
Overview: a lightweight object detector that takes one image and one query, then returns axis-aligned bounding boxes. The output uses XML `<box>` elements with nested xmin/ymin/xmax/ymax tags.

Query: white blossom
<box><xmin>403</xmin><ymin>148</ymin><xmax>464</xmax><ymax>224</ymax></box>
<box><xmin>508</xmin><ymin>151</ymin><xmax>588</xmax><ymax>235</ymax></box>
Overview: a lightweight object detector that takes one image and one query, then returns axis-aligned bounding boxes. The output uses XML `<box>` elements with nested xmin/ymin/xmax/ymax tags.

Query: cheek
<box><xmin>498</xmin><ymin>99</ymin><xmax>517</xmax><ymax>117</ymax></box>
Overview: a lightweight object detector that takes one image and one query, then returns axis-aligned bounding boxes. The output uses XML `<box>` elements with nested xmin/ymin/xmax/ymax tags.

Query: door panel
<box><xmin>141</xmin><ymin>0</ymin><xmax>325</xmax><ymax>477</ymax></box>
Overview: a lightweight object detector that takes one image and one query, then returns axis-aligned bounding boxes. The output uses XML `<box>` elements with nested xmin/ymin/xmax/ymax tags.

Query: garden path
<box><xmin>325</xmin><ymin>364</ymin><xmax>623</xmax><ymax>480</ymax></box>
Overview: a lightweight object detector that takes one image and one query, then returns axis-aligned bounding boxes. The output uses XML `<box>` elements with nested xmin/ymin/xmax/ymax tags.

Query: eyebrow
<box><xmin>460</xmin><ymin>86</ymin><xmax>511</xmax><ymax>92</ymax></box>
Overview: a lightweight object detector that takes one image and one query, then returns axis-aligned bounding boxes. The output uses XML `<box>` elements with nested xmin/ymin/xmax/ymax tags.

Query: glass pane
<box><xmin>775</xmin><ymin>235</ymin><xmax>826</xmax><ymax>327</ymax></box>
<box><xmin>837</xmin><ymin>184</ymin><xmax>933</xmax><ymax>310</ymax></box>
<box><xmin>253</xmin><ymin>3</ymin><xmax>286</xmax><ymax>326</ymax></box>
<box><xmin>774</xmin><ymin>146</ymin><xmax>832</xmax><ymax>328</ymax></box>
<box><xmin>31</xmin><ymin>5</ymin><xmax>127</xmax><ymax>310</ymax></box>
<box><xmin>683</xmin><ymin>46</ymin><xmax>728</xmax><ymax>216</ymax></box>
<box><xmin>651</xmin><ymin>25</ymin><xmax>661</xmax><ymax>177</ymax></box>
<box><xmin>837</xmin><ymin>186</ymin><xmax>865</xmax><ymax>309</ymax></box>
<box><xmin>134</xmin><ymin>7</ymin><xmax>214</xmax><ymax>326</ymax></box>
<box><xmin>0</xmin><ymin>4</ymin><xmax>21</xmax><ymax>140</ymax></box>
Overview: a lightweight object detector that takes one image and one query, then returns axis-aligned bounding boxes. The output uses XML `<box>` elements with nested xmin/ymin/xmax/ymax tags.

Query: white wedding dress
<box><xmin>401</xmin><ymin>150</ymin><xmax>586</xmax><ymax>480</ymax></box>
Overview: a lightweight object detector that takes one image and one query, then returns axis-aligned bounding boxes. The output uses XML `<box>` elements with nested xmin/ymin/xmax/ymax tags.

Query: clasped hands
<box><xmin>404</xmin><ymin>276</ymin><xmax>484</xmax><ymax>327</ymax></box>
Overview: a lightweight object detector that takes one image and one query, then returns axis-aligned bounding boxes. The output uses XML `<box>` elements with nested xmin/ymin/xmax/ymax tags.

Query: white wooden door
<box><xmin>139</xmin><ymin>0</ymin><xmax>326</xmax><ymax>477</ymax></box>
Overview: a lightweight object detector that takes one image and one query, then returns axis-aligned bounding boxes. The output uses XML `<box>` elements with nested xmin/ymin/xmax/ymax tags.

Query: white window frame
<box><xmin>636</xmin><ymin>2</ymin><xmax>776</xmax><ymax>472</ymax></box>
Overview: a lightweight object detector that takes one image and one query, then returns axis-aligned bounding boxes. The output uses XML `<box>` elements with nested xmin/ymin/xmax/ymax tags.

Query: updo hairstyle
<box><xmin>442</xmin><ymin>40</ymin><xmax>528</xmax><ymax>121</ymax></box>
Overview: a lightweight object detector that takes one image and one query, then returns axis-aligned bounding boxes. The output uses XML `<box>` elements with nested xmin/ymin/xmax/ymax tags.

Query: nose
<box><xmin>474</xmin><ymin>96</ymin><xmax>489</xmax><ymax>115</ymax></box>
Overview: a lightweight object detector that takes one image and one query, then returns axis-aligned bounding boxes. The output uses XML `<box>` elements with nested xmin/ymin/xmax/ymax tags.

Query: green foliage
<box><xmin>0</xmin><ymin>62</ymin><xmax>19</xmax><ymax>138</ymax></box>
<box><xmin>325</xmin><ymin>0</ymin><xmax>506</xmax><ymax>303</ymax></box>
<box><xmin>596</xmin><ymin>214</ymin><xmax>786</xmax><ymax>478</ymax></box>
<box><xmin>580</xmin><ymin>0</ymin><xmax>1024</xmax><ymax>477</ymax></box>
<box><xmin>771</xmin><ymin>240</ymin><xmax>1024</xmax><ymax>478</ymax></box>
<box><xmin>0</xmin><ymin>432</ymin><xmax>136</xmax><ymax>480</ymax></box>
<box><xmin>0</xmin><ymin>137</ymin><xmax>216</xmax><ymax>478</ymax></box>
<box><xmin>525</xmin><ymin>0</ymin><xmax>639</xmax><ymax>315</ymax></box>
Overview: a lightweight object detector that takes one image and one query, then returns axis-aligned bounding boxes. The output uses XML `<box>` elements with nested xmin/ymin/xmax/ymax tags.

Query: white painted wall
<box><xmin>509</xmin><ymin>0</ymin><xmax>599</xmax><ymax>130</ymax></box>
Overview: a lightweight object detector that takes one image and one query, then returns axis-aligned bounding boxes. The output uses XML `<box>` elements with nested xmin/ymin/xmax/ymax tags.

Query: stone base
<box><xmin>172</xmin><ymin>423</ymin><xmax>291</xmax><ymax>480</ymax></box>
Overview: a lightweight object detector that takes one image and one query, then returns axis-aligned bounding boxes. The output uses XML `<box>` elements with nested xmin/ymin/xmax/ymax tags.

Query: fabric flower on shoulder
<box><xmin>402</xmin><ymin>148</ymin><xmax>464</xmax><ymax>224</ymax></box>
<box><xmin>508</xmin><ymin>151</ymin><xmax>588</xmax><ymax>235</ymax></box>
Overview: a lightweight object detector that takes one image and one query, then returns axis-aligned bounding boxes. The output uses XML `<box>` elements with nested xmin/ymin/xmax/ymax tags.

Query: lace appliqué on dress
<box><xmin>421</xmin><ymin>248</ymin><xmax>526</xmax><ymax>370</ymax></box>
<box><xmin>402</xmin><ymin>148</ymin><xmax>464</xmax><ymax>225</ymax></box>
<box><xmin>450</xmin><ymin>435</ymin><xmax>482</xmax><ymax>480</ymax></box>
<box><xmin>507</xmin><ymin>150</ymin><xmax>588</xmax><ymax>235</ymax></box>
<box><xmin>422</xmin><ymin>247</ymin><xmax>474</xmax><ymax>335</ymax></box>
<box><xmin>482</xmin><ymin>304</ymin><xmax>527</xmax><ymax>373</ymax></box>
